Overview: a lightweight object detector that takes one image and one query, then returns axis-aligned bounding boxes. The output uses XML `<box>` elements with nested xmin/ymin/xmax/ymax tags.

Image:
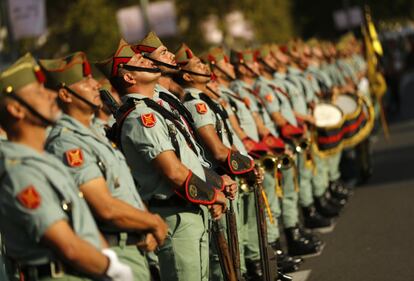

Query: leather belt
<box><xmin>102</xmin><ymin>232</ymin><xmax>145</xmax><ymax>247</ymax></box>
<box><xmin>20</xmin><ymin>261</ymin><xmax>79</xmax><ymax>280</ymax></box>
<box><xmin>148</xmin><ymin>194</ymin><xmax>192</xmax><ymax>208</ymax></box>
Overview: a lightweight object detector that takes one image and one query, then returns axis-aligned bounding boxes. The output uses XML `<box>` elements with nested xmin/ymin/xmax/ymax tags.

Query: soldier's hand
<box><xmin>137</xmin><ymin>233</ymin><xmax>158</xmax><ymax>252</ymax></box>
<box><xmin>102</xmin><ymin>249</ymin><xmax>134</xmax><ymax>281</ymax></box>
<box><xmin>215</xmin><ymin>191</ymin><xmax>228</xmax><ymax>210</ymax></box>
<box><xmin>222</xmin><ymin>174</ymin><xmax>237</xmax><ymax>200</ymax></box>
<box><xmin>209</xmin><ymin>204</ymin><xmax>225</xmax><ymax>220</ymax></box>
<box><xmin>150</xmin><ymin>214</ymin><xmax>168</xmax><ymax>246</ymax></box>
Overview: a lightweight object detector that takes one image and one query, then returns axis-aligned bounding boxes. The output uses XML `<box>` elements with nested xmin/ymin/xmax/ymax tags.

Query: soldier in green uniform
<box><xmin>202</xmin><ymin>48</ymin><xmax>269</xmax><ymax>278</ymax></box>
<box><xmin>97</xmin><ymin>39</ymin><xmax>233</xmax><ymax>281</ymax></box>
<box><xmin>255</xmin><ymin>44</ymin><xmax>333</xmax><ymax>229</ymax></box>
<box><xmin>39</xmin><ymin>52</ymin><xmax>169</xmax><ymax>281</ymax></box>
<box><xmin>171</xmin><ymin>43</ymin><xmax>256</xmax><ymax>280</ymax></box>
<box><xmin>0</xmin><ymin>53</ymin><xmax>133</xmax><ymax>281</ymax></box>
<box><xmin>230</xmin><ymin>49</ymin><xmax>321</xmax><ymax>257</ymax></box>
<box><xmin>302</xmin><ymin>42</ymin><xmax>352</xmax><ymax>202</ymax></box>
<box><xmin>271</xmin><ymin>44</ymin><xmax>345</xmax><ymax>218</ymax></box>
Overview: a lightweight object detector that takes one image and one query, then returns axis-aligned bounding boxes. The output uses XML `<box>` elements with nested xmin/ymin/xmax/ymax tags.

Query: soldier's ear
<box><xmin>6</xmin><ymin>100</ymin><xmax>25</xmax><ymax>120</ymax></box>
<box><xmin>182</xmin><ymin>72</ymin><xmax>193</xmax><ymax>83</ymax></box>
<box><xmin>123</xmin><ymin>72</ymin><xmax>136</xmax><ymax>85</ymax></box>
<box><xmin>58</xmin><ymin>87</ymin><xmax>72</xmax><ymax>103</ymax></box>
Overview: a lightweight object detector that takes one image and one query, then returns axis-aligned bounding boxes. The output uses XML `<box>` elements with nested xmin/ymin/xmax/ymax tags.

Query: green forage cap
<box><xmin>91</xmin><ymin>64</ymin><xmax>111</xmax><ymax>91</ymax></box>
<box><xmin>175</xmin><ymin>43</ymin><xmax>195</xmax><ymax>66</ymax></box>
<box><xmin>306</xmin><ymin>38</ymin><xmax>319</xmax><ymax>48</ymax></box>
<box><xmin>256</xmin><ymin>44</ymin><xmax>271</xmax><ymax>59</ymax></box>
<box><xmin>95</xmin><ymin>39</ymin><xmax>137</xmax><ymax>79</ymax></box>
<box><xmin>133</xmin><ymin>31</ymin><xmax>163</xmax><ymax>54</ymax></box>
<box><xmin>230</xmin><ymin>49</ymin><xmax>255</xmax><ymax>65</ymax></box>
<box><xmin>205</xmin><ymin>47</ymin><xmax>227</xmax><ymax>65</ymax></box>
<box><xmin>0</xmin><ymin>53</ymin><xmax>46</xmax><ymax>94</ymax></box>
<box><xmin>40</xmin><ymin>52</ymin><xmax>91</xmax><ymax>89</ymax></box>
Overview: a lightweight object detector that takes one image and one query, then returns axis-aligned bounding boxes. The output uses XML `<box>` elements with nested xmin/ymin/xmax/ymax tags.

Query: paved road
<box><xmin>301</xmin><ymin>115</ymin><xmax>414</xmax><ymax>281</ymax></box>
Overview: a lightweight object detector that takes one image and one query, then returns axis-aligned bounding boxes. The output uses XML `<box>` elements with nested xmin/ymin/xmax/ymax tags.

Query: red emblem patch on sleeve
<box><xmin>196</xmin><ymin>103</ymin><xmax>208</xmax><ymax>114</ymax></box>
<box><xmin>141</xmin><ymin>113</ymin><xmax>156</xmax><ymax>127</ymax></box>
<box><xmin>265</xmin><ymin>94</ymin><xmax>273</xmax><ymax>102</ymax></box>
<box><xmin>65</xmin><ymin>148</ymin><xmax>84</xmax><ymax>167</ymax></box>
<box><xmin>17</xmin><ymin>185</ymin><xmax>41</xmax><ymax>209</ymax></box>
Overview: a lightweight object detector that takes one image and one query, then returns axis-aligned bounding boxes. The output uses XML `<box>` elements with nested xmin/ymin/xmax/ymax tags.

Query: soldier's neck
<box><xmin>66</xmin><ymin>107</ymin><xmax>94</xmax><ymax>128</ymax></box>
<box><xmin>241</xmin><ymin>76</ymin><xmax>254</xmax><ymax>85</ymax></box>
<box><xmin>217</xmin><ymin>78</ymin><xmax>230</xmax><ymax>88</ymax></box>
<box><xmin>9</xmin><ymin>125</ymin><xmax>46</xmax><ymax>153</ymax></box>
<box><xmin>95</xmin><ymin>110</ymin><xmax>110</xmax><ymax>123</ymax></box>
<box><xmin>277</xmin><ymin>66</ymin><xmax>287</xmax><ymax>74</ymax></box>
<box><xmin>158</xmin><ymin>76</ymin><xmax>171</xmax><ymax>89</ymax></box>
<box><xmin>127</xmin><ymin>82</ymin><xmax>156</xmax><ymax>99</ymax></box>
<box><xmin>159</xmin><ymin>76</ymin><xmax>185</xmax><ymax>99</ymax></box>
<box><xmin>262</xmin><ymin>71</ymin><xmax>273</xmax><ymax>80</ymax></box>
<box><xmin>190</xmin><ymin>83</ymin><xmax>210</xmax><ymax>95</ymax></box>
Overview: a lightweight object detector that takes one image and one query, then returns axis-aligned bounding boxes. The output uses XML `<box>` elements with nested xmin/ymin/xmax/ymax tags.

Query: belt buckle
<box><xmin>50</xmin><ymin>261</ymin><xmax>64</xmax><ymax>278</ymax></box>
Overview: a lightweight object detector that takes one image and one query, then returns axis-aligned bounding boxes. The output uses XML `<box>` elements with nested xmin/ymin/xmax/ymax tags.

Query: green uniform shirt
<box><xmin>287</xmin><ymin>67</ymin><xmax>317</xmax><ymax>104</ymax></box>
<box><xmin>184</xmin><ymin>88</ymin><xmax>232</xmax><ymax>147</ymax></box>
<box><xmin>321</xmin><ymin>62</ymin><xmax>347</xmax><ymax>87</ymax></box>
<box><xmin>154</xmin><ymin>84</ymin><xmax>209</xmax><ymax>162</ymax></box>
<box><xmin>221</xmin><ymin>84</ymin><xmax>260</xmax><ymax>142</ymax></box>
<box><xmin>120</xmin><ymin>92</ymin><xmax>207</xmax><ymax>201</ymax></box>
<box><xmin>306</xmin><ymin>65</ymin><xmax>333</xmax><ymax>90</ymax></box>
<box><xmin>255</xmin><ymin>75</ymin><xmax>297</xmax><ymax>126</ymax></box>
<box><xmin>231</xmin><ymin>79</ymin><xmax>279</xmax><ymax>138</ymax></box>
<box><xmin>273</xmin><ymin>72</ymin><xmax>309</xmax><ymax>115</ymax></box>
<box><xmin>0</xmin><ymin>142</ymin><xmax>103</xmax><ymax>265</ymax></box>
<box><xmin>46</xmin><ymin>114</ymin><xmax>145</xmax><ymax>232</ymax></box>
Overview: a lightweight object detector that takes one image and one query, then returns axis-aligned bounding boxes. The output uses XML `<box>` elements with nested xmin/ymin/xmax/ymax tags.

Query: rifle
<box><xmin>252</xmin><ymin>166</ymin><xmax>279</xmax><ymax>281</ymax></box>
<box><xmin>99</xmin><ymin>89</ymin><xmax>120</xmax><ymax>116</ymax></box>
<box><xmin>212</xmin><ymin>219</ymin><xmax>237</xmax><ymax>281</ymax></box>
<box><xmin>226</xmin><ymin>200</ymin><xmax>244</xmax><ymax>281</ymax></box>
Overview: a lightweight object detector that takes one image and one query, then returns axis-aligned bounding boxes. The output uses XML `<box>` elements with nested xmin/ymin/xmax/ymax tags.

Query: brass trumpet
<box><xmin>258</xmin><ymin>154</ymin><xmax>294</xmax><ymax>172</ymax></box>
<box><xmin>293</xmin><ymin>138</ymin><xmax>311</xmax><ymax>154</ymax></box>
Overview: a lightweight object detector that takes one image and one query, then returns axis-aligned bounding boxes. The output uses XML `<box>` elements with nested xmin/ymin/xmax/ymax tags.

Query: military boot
<box><xmin>329</xmin><ymin>179</ymin><xmax>351</xmax><ymax>198</ymax></box>
<box><xmin>246</xmin><ymin>259</ymin><xmax>262</xmax><ymax>280</ymax></box>
<box><xmin>269</xmin><ymin>240</ymin><xmax>302</xmax><ymax>273</ymax></box>
<box><xmin>302</xmin><ymin>204</ymin><xmax>332</xmax><ymax>229</ymax></box>
<box><xmin>298</xmin><ymin>225</ymin><xmax>323</xmax><ymax>247</ymax></box>
<box><xmin>284</xmin><ymin>226</ymin><xmax>320</xmax><ymax>256</ymax></box>
<box><xmin>314</xmin><ymin>194</ymin><xmax>340</xmax><ymax>218</ymax></box>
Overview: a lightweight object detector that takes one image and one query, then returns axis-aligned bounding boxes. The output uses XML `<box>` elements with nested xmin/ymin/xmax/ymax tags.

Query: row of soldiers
<box><xmin>0</xmin><ymin>30</ymin><xmax>371</xmax><ymax>281</ymax></box>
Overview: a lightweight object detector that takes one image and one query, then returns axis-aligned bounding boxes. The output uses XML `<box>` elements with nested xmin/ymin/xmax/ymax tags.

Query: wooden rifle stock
<box><xmin>226</xmin><ymin>201</ymin><xmax>244</xmax><ymax>281</ymax></box>
<box><xmin>253</xmin><ymin>165</ymin><xmax>279</xmax><ymax>281</ymax></box>
<box><xmin>212</xmin><ymin>220</ymin><xmax>237</xmax><ymax>281</ymax></box>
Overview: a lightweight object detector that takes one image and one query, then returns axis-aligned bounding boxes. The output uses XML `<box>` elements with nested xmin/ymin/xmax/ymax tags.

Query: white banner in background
<box><xmin>117</xmin><ymin>5</ymin><xmax>145</xmax><ymax>43</ymax></box>
<box><xmin>117</xmin><ymin>1</ymin><xmax>177</xmax><ymax>43</ymax></box>
<box><xmin>333</xmin><ymin>6</ymin><xmax>363</xmax><ymax>31</ymax></box>
<box><xmin>8</xmin><ymin>0</ymin><xmax>46</xmax><ymax>40</ymax></box>
<box><xmin>148</xmin><ymin>1</ymin><xmax>177</xmax><ymax>37</ymax></box>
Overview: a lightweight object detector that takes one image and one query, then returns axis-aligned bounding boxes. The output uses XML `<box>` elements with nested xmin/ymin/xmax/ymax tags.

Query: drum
<box><xmin>333</xmin><ymin>94</ymin><xmax>367</xmax><ymax>146</ymax></box>
<box><xmin>312</xmin><ymin>102</ymin><xmax>344</xmax><ymax>154</ymax></box>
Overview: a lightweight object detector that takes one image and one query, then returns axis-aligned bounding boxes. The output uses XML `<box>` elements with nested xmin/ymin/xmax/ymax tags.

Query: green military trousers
<box><xmin>152</xmin><ymin>206</ymin><xmax>209</xmax><ymax>281</ymax></box>
<box><xmin>281</xmin><ymin>166</ymin><xmax>299</xmax><ymax>228</ymax></box>
<box><xmin>312</xmin><ymin>150</ymin><xmax>342</xmax><ymax>197</ymax></box>
<box><xmin>111</xmin><ymin>233</ymin><xmax>150</xmax><ymax>281</ymax></box>
<box><xmin>263</xmin><ymin>171</ymin><xmax>281</xmax><ymax>243</ymax></box>
<box><xmin>327</xmin><ymin>151</ymin><xmax>342</xmax><ymax>182</ymax></box>
<box><xmin>297</xmin><ymin>152</ymin><xmax>314</xmax><ymax>208</ymax></box>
